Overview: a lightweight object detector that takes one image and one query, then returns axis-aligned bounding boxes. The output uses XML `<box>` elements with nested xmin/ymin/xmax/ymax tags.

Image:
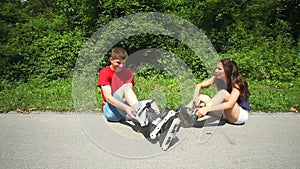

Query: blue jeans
<box><xmin>103</xmin><ymin>93</ymin><xmax>131</xmax><ymax>121</ymax></box>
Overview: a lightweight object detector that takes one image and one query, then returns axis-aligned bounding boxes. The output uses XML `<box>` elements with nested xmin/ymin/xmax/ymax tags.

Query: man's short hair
<box><xmin>111</xmin><ymin>47</ymin><xmax>128</xmax><ymax>60</ymax></box>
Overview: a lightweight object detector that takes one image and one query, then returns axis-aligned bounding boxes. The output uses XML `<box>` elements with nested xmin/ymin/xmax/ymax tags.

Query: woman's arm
<box><xmin>193</xmin><ymin>76</ymin><xmax>215</xmax><ymax>98</ymax></box>
<box><xmin>192</xmin><ymin>77</ymin><xmax>215</xmax><ymax>106</ymax></box>
<box><xmin>196</xmin><ymin>87</ymin><xmax>241</xmax><ymax>116</ymax></box>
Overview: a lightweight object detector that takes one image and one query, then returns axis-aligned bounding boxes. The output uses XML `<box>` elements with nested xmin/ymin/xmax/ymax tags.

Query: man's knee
<box><xmin>116</xmin><ymin>83</ymin><xmax>133</xmax><ymax>95</ymax></box>
<box><xmin>121</xmin><ymin>83</ymin><xmax>132</xmax><ymax>89</ymax></box>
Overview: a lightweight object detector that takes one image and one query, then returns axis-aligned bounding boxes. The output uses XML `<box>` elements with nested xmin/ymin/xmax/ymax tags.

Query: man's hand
<box><xmin>125</xmin><ymin>106</ymin><xmax>137</xmax><ymax>120</ymax></box>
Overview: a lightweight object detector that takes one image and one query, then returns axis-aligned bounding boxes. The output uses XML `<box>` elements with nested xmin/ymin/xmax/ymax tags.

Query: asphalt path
<box><xmin>1</xmin><ymin>112</ymin><xmax>300</xmax><ymax>169</ymax></box>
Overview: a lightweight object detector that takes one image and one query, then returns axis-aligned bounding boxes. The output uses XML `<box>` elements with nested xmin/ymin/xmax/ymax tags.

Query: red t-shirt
<box><xmin>98</xmin><ymin>66</ymin><xmax>134</xmax><ymax>107</ymax></box>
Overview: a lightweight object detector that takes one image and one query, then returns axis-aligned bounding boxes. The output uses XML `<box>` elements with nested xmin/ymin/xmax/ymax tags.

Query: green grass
<box><xmin>249</xmin><ymin>79</ymin><xmax>299</xmax><ymax>112</ymax></box>
<box><xmin>0</xmin><ymin>78</ymin><xmax>73</xmax><ymax>113</ymax></box>
<box><xmin>0</xmin><ymin>77</ymin><xmax>299</xmax><ymax>113</ymax></box>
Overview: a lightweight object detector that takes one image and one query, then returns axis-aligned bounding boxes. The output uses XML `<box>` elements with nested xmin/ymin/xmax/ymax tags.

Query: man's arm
<box><xmin>101</xmin><ymin>85</ymin><xmax>129</xmax><ymax>110</ymax></box>
<box><xmin>101</xmin><ymin>85</ymin><xmax>136</xmax><ymax>119</ymax></box>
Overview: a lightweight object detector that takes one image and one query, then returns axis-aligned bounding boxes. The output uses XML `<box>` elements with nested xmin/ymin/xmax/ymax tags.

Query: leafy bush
<box><xmin>1</xmin><ymin>0</ymin><xmax>299</xmax><ymax>113</ymax></box>
<box><xmin>222</xmin><ymin>35</ymin><xmax>299</xmax><ymax>82</ymax></box>
<box><xmin>0</xmin><ymin>12</ymin><xmax>86</xmax><ymax>83</ymax></box>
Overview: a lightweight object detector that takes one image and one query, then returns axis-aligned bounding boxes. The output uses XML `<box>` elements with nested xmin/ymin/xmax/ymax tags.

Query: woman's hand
<box><xmin>196</xmin><ymin>107</ymin><xmax>209</xmax><ymax>117</ymax></box>
<box><xmin>192</xmin><ymin>96</ymin><xmax>201</xmax><ymax>107</ymax></box>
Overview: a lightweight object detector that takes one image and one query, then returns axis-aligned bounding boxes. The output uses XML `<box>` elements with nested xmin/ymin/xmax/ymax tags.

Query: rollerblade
<box><xmin>176</xmin><ymin>105</ymin><xmax>197</xmax><ymax>127</ymax></box>
<box><xmin>135</xmin><ymin>100</ymin><xmax>160</xmax><ymax>127</ymax></box>
<box><xmin>147</xmin><ymin>108</ymin><xmax>181</xmax><ymax>151</ymax></box>
<box><xmin>161</xmin><ymin>116</ymin><xmax>181</xmax><ymax>151</ymax></box>
<box><xmin>177</xmin><ymin>103</ymin><xmax>208</xmax><ymax>127</ymax></box>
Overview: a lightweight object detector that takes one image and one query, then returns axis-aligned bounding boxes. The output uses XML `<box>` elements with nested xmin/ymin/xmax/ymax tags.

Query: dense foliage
<box><xmin>0</xmin><ymin>0</ymin><xmax>299</xmax><ymax>112</ymax></box>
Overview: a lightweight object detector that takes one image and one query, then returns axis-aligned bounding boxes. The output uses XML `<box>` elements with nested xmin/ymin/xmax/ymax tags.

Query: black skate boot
<box><xmin>135</xmin><ymin>100</ymin><xmax>159</xmax><ymax>127</ymax></box>
<box><xmin>176</xmin><ymin>105</ymin><xmax>197</xmax><ymax>128</ymax></box>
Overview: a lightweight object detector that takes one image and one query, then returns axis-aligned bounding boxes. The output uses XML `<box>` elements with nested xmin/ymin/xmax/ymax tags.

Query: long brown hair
<box><xmin>221</xmin><ymin>58</ymin><xmax>250</xmax><ymax>100</ymax></box>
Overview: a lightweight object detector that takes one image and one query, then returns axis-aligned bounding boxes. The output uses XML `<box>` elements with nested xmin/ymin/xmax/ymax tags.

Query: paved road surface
<box><xmin>1</xmin><ymin>112</ymin><xmax>300</xmax><ymax>169</ymax></box>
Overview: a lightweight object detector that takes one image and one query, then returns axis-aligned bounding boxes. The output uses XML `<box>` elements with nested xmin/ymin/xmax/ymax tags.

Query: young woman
<box><xmin>190</xmin><ymin>58</ymin><xmax>250</xmax><ymax>124</ymax></box>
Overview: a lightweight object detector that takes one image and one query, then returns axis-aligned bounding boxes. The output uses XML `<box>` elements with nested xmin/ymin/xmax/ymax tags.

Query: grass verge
<box><xmin>0</xmin><ymin>77</ymin><xmax>299</xmax><ymax>113</ymax></box>
<box><xmin>0</xmin><ymin>78</ymin><xmax>73</xmax><ymax>113</ymax></box>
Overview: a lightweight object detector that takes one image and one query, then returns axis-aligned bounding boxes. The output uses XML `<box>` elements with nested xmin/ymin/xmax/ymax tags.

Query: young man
<box><xmin>97</xmin><ymin>47</ymin><xmax>181</xmax><ymax>150</ymax></box>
